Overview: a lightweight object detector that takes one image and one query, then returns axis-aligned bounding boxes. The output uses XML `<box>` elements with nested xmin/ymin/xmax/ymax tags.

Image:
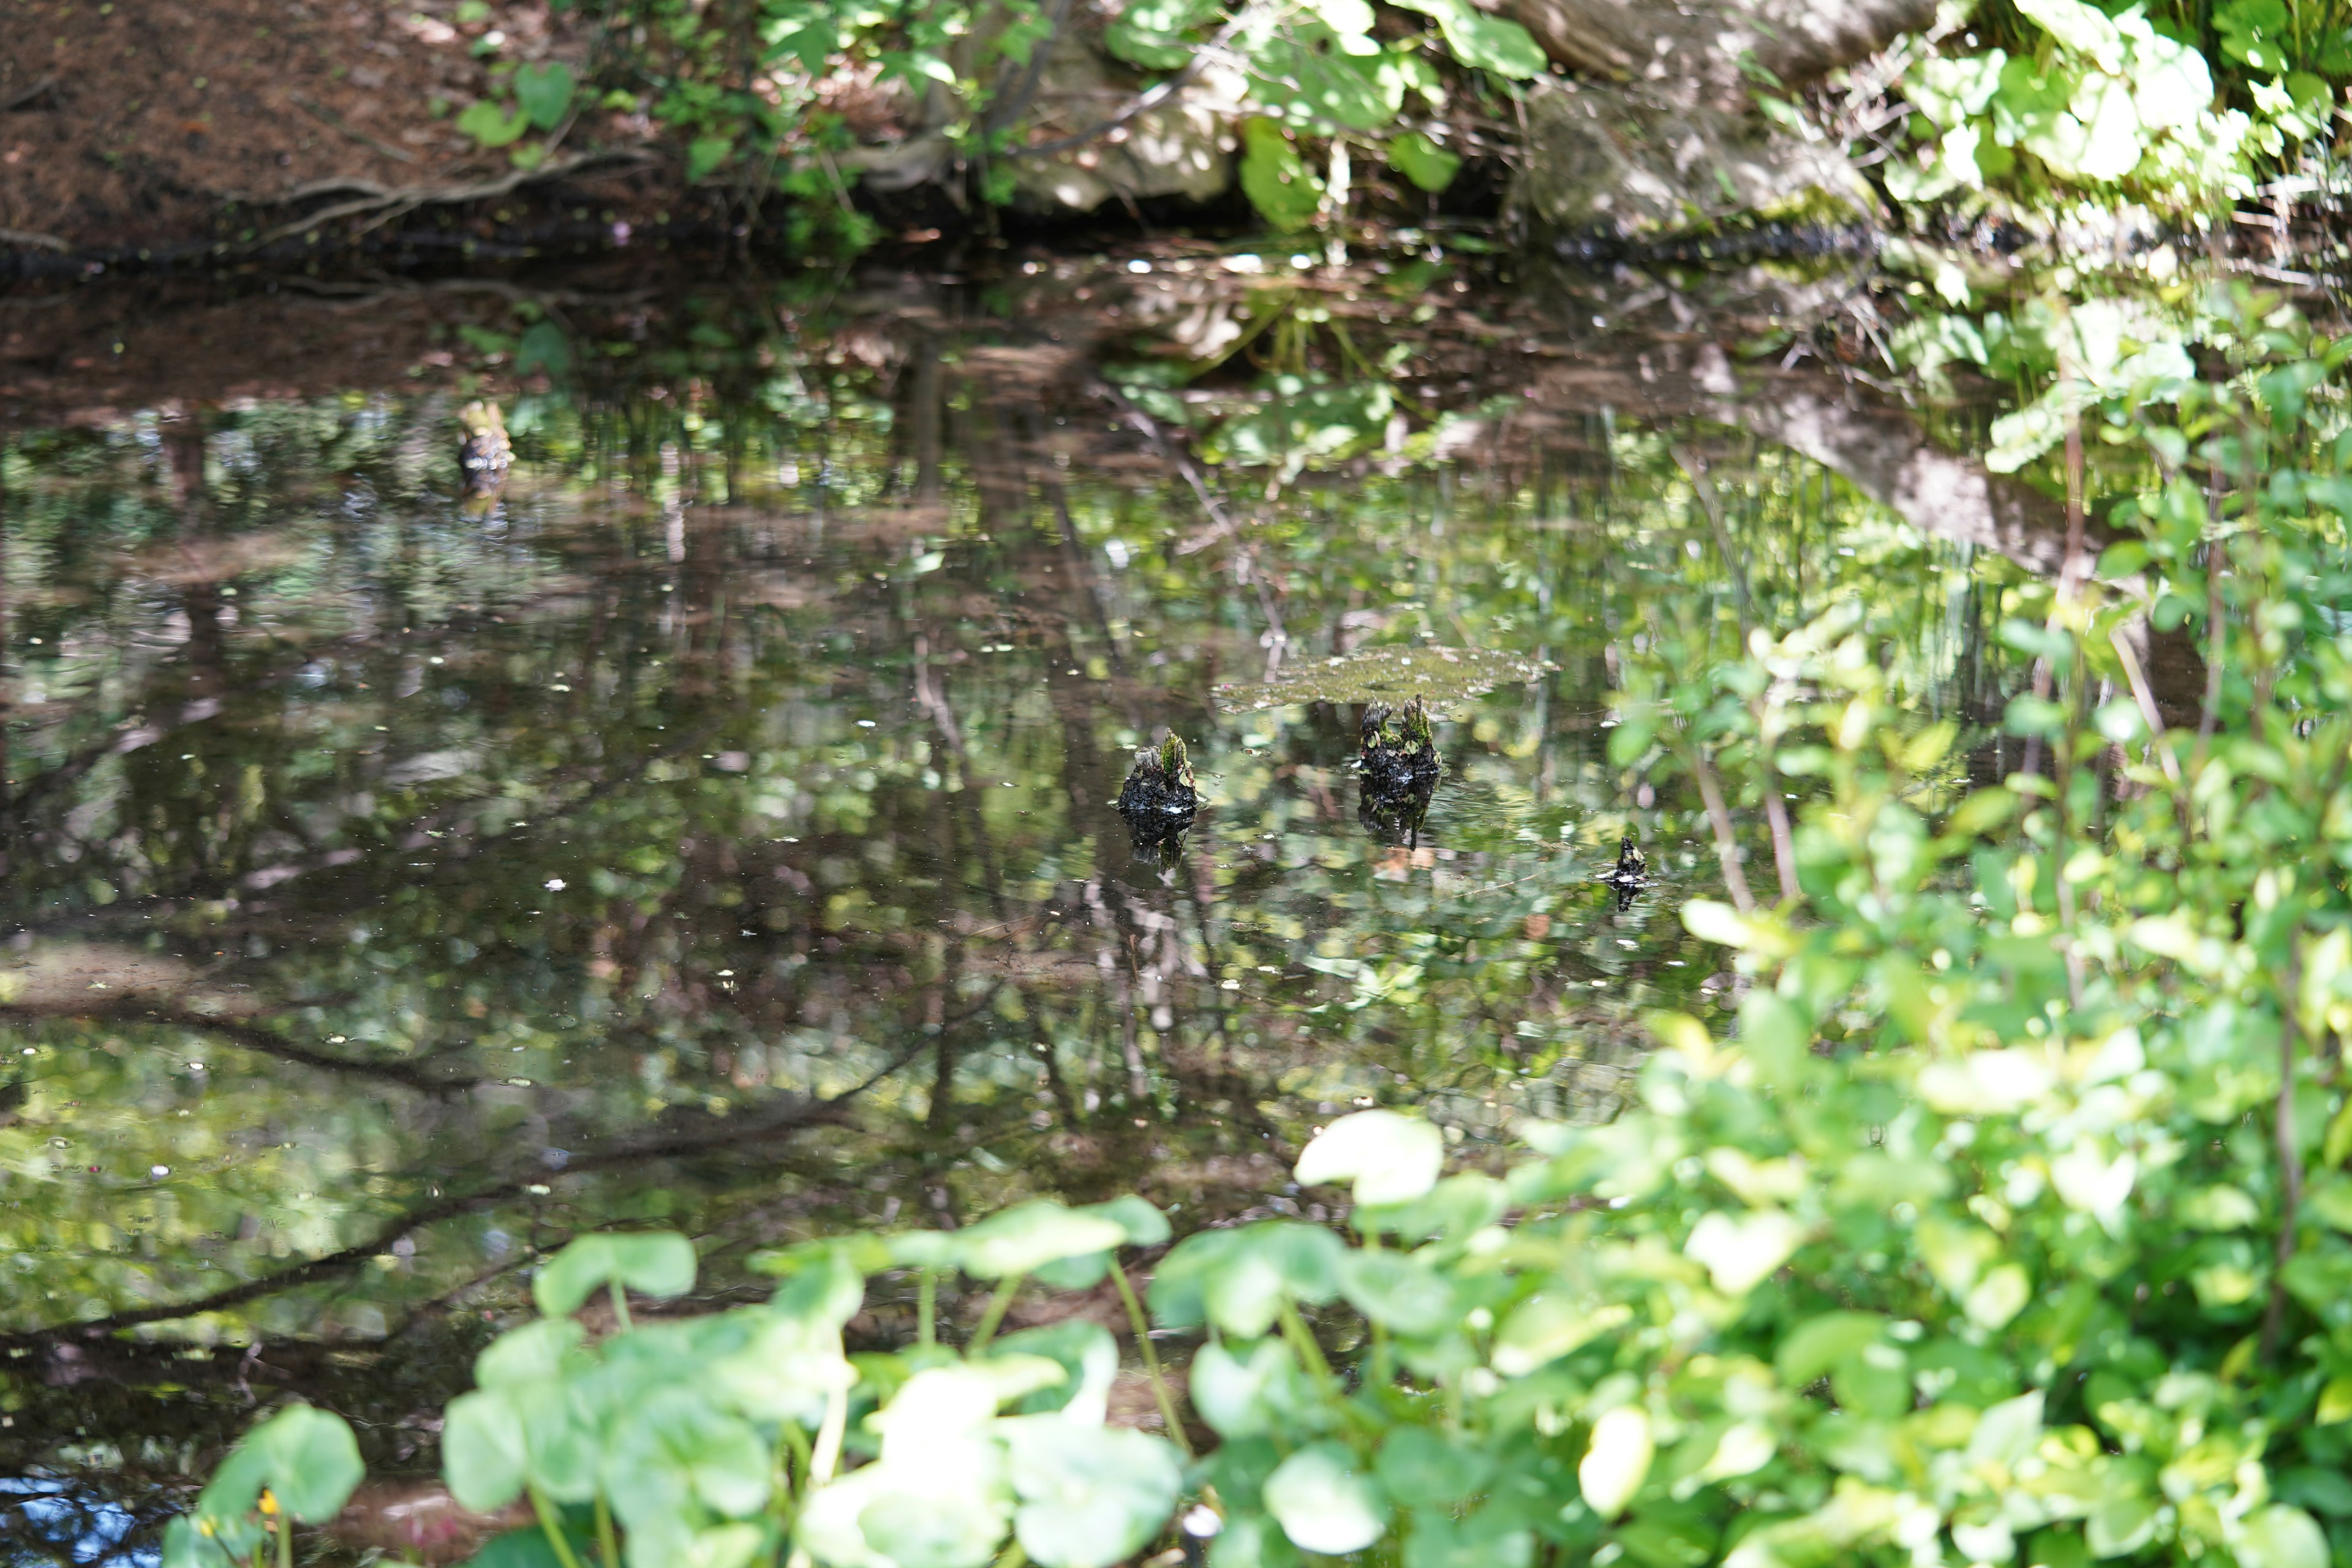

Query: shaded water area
<box><xmin>0</xmin><ymin>251</ymin><xmax>2045</xmax><ymax>1558</ymax></box>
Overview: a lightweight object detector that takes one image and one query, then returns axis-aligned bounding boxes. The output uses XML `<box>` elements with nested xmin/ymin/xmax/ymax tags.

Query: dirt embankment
<box><xmin>2</xmin><ymin>0</ymin><xmax>672</xmax><ymax>259</ymax></box>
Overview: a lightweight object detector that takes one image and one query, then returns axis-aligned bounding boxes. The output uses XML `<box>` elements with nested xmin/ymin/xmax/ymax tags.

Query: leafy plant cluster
<box><xmin>440</xmin><ymin>0</ymin><xmax>1543</xmax><ymax>239</ymax></box>
<box><xmin>162</xmin><ymin>285</ymin><xmax>2352</xmax><ymax>1567</ymax></box>
<box><xmin>1888</xmin><ymin>0</ymin><xmax>2342</xmax><ymax>214</ymax></box>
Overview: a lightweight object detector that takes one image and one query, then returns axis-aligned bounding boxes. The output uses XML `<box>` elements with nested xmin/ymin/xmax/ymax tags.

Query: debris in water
<box><xmin>1214</xmin><ymin>644</ymin><xmax>1551</xmax><ymax>715</ymax></box>
<box><xmin>1605</xmin><ymin>834</ymin><xmax>1648</xmax><ymax>910</ymax></box>
<box><xmin>1118</xmin><ymin>733</ymin><xmax>1197</xmax><ymax>855</ymax></box>
<box><xmin>458</xmin><ymin>401</ymin><xmax>512</xmax><ymax>494</ymax></box>
<box><xmin>1358</xmin><ymin>697</ymin><xmax>1440</xmax><ymax>845</ymax></box>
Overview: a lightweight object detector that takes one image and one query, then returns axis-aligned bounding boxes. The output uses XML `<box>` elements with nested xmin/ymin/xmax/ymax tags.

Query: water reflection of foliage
<box><xmin>0</xmin><ymin>318</ymin><xmax>2041</xmax><ymax>1512</ymax></box>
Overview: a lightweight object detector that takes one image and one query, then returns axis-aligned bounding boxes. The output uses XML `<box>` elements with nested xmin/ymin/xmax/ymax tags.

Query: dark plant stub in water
<box><xmin>1359</xmin><ymin>699</ymin><xmax>1441</xmax><ymax>844</ymax></box>
<box><xmin>1119</xmin><ymin>734</ymin><xmax>1198</xmax><ymax>853</ymax></box>
<box><xmin>1606</xmin><ymin>834</ymin><xmax>1649</xmax><ymax>910</ymax></box>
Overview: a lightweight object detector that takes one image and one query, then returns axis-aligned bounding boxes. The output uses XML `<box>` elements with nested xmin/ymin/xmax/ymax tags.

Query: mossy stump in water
<box><xmin>1118</xmin><ymin>734</ymin><xmax>1197</xmax><ymax>852</ymax></box>
<box><xmin>1360</xmin><ymin>699</ymin><xmax>1441</xmax><ymax>795</ymax></box>
<box><xmin>1605</xmin><ymin>834</ymin><xmax>1648</xmax><ymax>910</ymax></box>
<box><xmin>1359</xmin><ymin>699</ymin><xmax>1439</xmax><ymax>844</ymax></box>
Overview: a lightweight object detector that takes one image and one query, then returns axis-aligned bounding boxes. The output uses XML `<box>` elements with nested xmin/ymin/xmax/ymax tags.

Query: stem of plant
<box><xmin>918</xmin><ymin>1267</ymin><xmax>937</xmax><ymax>1349</ymax></box>
<box><xmin>1277</xmin><ymin>1299</ymin><xmax>1339</xmax><ymax>1399</ymax></box>
<box><xmin>607</xmin><ymin>1280</ymin><xmax>633</xmax><ymax>1333</ymax></box>
<box><xmin>1684</xmin><ymin>739</ymin><xmax>1755</xmax><ymax>914</ymax></box>
<box><xmin>595</xmin><ymin>1493</ymin><xmax>620</xmax><ymax>1568</ymax></box>
<box><xmin>2264</xmin><ymin>948</ymin><xmax>2306</xmax><ymax>1361</ymax></box>
<box><xmin>1110</xmin><ymin>1260</ymin><xmax>1192</xmax><ymax>1457</ymax></box>
<box><xmin>810</xmin><ymin>1382</ymin><xmax>848</xmax><ymax>1487</ymax></box>
<box><xmin>531</xmin><ymin>1485</ymin><xmax>588</xmax><ymax>1568</ymax></box>
<box><xmin>277</xmin><ymin>1509</ymin><xmax>292</xmax><ymax>1568</ymax></box>
<box><xmin>968</xmin><ymin>1273</ymin><xmax>1022</xmax><ymax>1353</ymax></box>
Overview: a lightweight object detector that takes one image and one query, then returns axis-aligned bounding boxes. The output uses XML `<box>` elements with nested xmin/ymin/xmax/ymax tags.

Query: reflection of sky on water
<box><xmin>0</xmin><ymin>1477</ymin><xmax>154</xmax><ymax>1566</ymax></box>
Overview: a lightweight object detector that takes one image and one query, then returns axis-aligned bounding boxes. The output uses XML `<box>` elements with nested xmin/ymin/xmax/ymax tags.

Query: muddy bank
<box><xmin>0</xmin><ymin>0</ymin><xmax>690</xmax><ymax>261</ymax></box>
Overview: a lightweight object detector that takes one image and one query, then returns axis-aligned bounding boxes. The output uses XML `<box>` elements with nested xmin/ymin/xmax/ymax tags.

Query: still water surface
<box><xmin>0</xmin><ymin>258</ymin><xmax>2021</xmax><ymax>1555</ymax></box>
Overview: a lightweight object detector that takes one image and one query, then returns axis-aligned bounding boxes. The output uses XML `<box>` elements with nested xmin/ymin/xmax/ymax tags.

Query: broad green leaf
<box><xmin>1577</xmin><ymin>1406</ymin><xmax>1652</xmax><ymax>1518</ymax></box>
<box><xmin>601</xmin><ymin>1389</ymin><xmax>772</xmax><ymax>1549</ymax></box>
<box><xmin>1105</xmin><ymin>0</ymin><xmax>1220</xmax><ymax>69</ymax></box>
<box><xmin>1264</xmin><ymin>1442</ymin><xmax>1387</xmax><ymax>1555</ymax></box>
<box><xmin>1491</xmin><ymin>1291</ymin><xmax>1633</xmax><ymax>1376</ymax></box>
<box><xmin>2013</xmin><ymin>0</ymin><xmax>2124</xmax><ymax>69</ymax></box>
<box><xmin>687</xmin><ymin>137</ymin><xmax>736</xmax><ymax>181</ymax></box>
<box><xmin>954</xmin><ymin>1200</ymin><xmax>1130</xmax><ymax>1279</ymax></box>
<box><xmin>1148</xmin><ymin>1223</ymin><xmax>1344</xmax><ymax>1337</ymax></box>
<box><xmin>1376</xmin><ymin>1427</ymin><xmax>1494</xmax><ymax>1509</ymax></box>
<box><xmin>1382</xmin><ymin>131</ymin><xmax>1458</xmax><ymax>192</ymax></box>
<box><xmin>442</xmin><ymin>1389</ymin><xmax>530</xmax><ymax>1513</ymax></box>
<box><xmin>1189</xmin><ymin>1338</ymin><xmax>1308</xmax><ymax>1439</ymax></box>
<box><xmin>1335</xmin><ymin>1250</ymin><xmax>1458</xmax><ymax>1336</ymax></box>
<box><xmin>1773</xmin><ymin>1312</ymin><xmax>1886</xmax><ymax>1385</ymax></box>
<box><xmin>1295</xmin><ymin>1109</ymin><xmax>1445</xmax><ymax>1204</ymax></box>
<box><xmin>2238</xmin><ymin>1506</ymin><xmax>2330</xmax><ymax>1568</ymax></box>
<box><xmin>192</xmin><ymin>1404</ymin><xmax>364</xmax><ymax>1533</ymax></box>
<box><xmin>1683</xmin><ymin>1208</ymin><xmax>1804</xmax><ymax>1294</ymax></box>
<box><xmin>1392</xmin><ymin>0</ymin><xmax>1547</xmax><ymax>78</ymax></box>
<box><xmin>995</xmin><ymin>1321</ymin><xmax>1118</xmax><ymax>1423</ymax></box>
<box><xmin>513</xmin><ymin>61</ymin><xmax>576</xmax><ymax>130</ymax></box>
<box><xmin>1353</xmin><ymin>1172</ymin><xmax>1507</xmax><ymax>1241</ymax></box>
<box><xmin>1001</xmin><ymin>1417</ymin><xmax>1185</xmax><ymax>1568</ymax></box>
<box><xmin>457</xmin><ymin>99</ymin><xmax>532</xmax><ymax>148</ymax></box>
<box><xmin>1238</xmin><ymin>119</ymin><xmax>1322</xmax><ymax>230</ymax></box>
<box><xmin>534</xmin><ymin>1231</ymin><xmax>698</xmax><ymax>1317</ymax></box>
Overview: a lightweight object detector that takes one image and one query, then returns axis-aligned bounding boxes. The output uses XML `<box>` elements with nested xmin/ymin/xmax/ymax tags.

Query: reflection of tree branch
<box><xmin>0</xmin><ymin>1040</ymin><xmax>933</xmax><ymax>1348</ymax></box>
<box><xmin>0</xmin><ymin>1003</ymin><xmax>480</xmax><ymax>1093</ymax></box>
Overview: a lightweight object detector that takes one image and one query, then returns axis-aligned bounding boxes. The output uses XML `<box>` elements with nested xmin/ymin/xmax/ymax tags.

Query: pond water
<box><xmin>0</xmin><ymin>252</ymin><xmax>2033</xmax><ymax>1556</ymax></box>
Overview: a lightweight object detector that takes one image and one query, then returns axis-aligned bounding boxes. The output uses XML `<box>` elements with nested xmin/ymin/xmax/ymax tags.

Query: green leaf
<box><xmin>534</xmin><ymin>1231</ymin><xmax>698</xmax><ymax>1317</ymax></box>
<box><xmin>1001</xmin><ymin>1417</ymin><xmax>1185</xmax><ymax>1568</ymax></box>
<box><xmin>1264</xmin><ymin>1442</ymin><xmax>1387</xmax><ymax>1555</ymax></box>
<box><xmin>513</xmin><ymin>61</ymin><xmax>575</xmax><ymax>130</ymax></box>
<box><xmin>1774</xmin><ymin>1312</ymin><xmax>1887</xmax><ymax>1385</ymax></box>
<box><xmin>443</xmin><ymin>1389</ymin><xmax>530</xmax><ymax>1513</ymax></box>
<box><xmin>1375</xmin><ymin>1427</ymin><xmax>1494</xmax><ymax>1509</ymax></box>
<box><xmin>687</xmin><ymin>137</ymin><xmax>736</xmax><ymax>181</ymax></box>
<box><xmin>995</xmin><ymin>1320</ymin><xmax>1118</xmax><ymax>1421</ymax></box>
<box><xmin>1386</xmin><ymin>131</ymin><xmax>1461</xmax><ymax>192</ymax></box>
<box><xmin>1238</xmin><ymin>119</ymin><xmax>1322</xmax><ymax>230</ymax></box>
<box><xmin>1189</xmin><ymin>1338</ymin><xmax>1308</xmax><ymax>1439</ymax></box>
<box><xmin>601</xmin><ymin>1389</ymin><xmax>772</xmax><ymax>1545</ymax></box>
<box><xmin>1577</xmin><ymin>1406</ymin><xmax>1652</xmax><ymax>1518</ymax></box>
<box><xmin>1104</xmin><ymin>0</ymin><xmax>1221</xmax><ymax>67</ymax></box>
<box><xmin>516</xmin><ymin>321</ymin><xmax>572</xmax><ymax>377</ymax></box>
<box><xmin>1491</xmin><ymin>1291</ymin><xmax>1633</xmax><ymax>1376</ymax></box>
<box><xmin>1335</xmin><ymin>1250</ymin><xmax>1458</xmax><ymax>1336</ymax></box>
<box><xmin>954</xmin><ymin>1200</ymin><xmax>1131</xmax><ymax>1280</ymax></box>
<box><xmin>1295</xmin><ymin>1109</ymin><xmax>1445</xmax><ymax>1204</ymax></box>
<box><xmin>457</xmin><ymin>99</ymin><xmax>532</xmax><ymax>148</ymax></box>
<box><xmin>1403</xmin><ymin>0</ymin><xmax>1547</xmax><ymax>79</ymax></box>
<box><xmin>2239</xmin><ymin>1506</ymin><xmax>2331</xmax><ymax>1568</ymax></box>
<box><xmin>197</xmin><ymin>1404</ymin><xmax>365</xmax><ymax>1526</ymax></box>
<box><xmin>1148</xmin><ymin>1223</ymin><xmax>1344</xmax><ymax>1337</ymax></box>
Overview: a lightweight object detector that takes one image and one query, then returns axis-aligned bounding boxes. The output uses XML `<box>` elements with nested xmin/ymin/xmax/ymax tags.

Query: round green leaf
<box><xmin>1295</xmin><ymin>1110</ymin><xmax>1444</xmax><ymax>1205</ymax></box>
<box><xmin>1150</xmin><ymin>1223</ymin><xmax>1345</xmax><ymax>1338</ymax></box>
<box><xmin>1002</xmin><ymin>1417</ymin><xmax>1185</xmax><ymax>1568</ymax></box>
<box><xmin>1264</xmin><ymin>1442</ymin><xmax>1387</xmax><ymax>1555</ymax></box>
<box><xmin>955</xmin><ymin>1200</ymin><xmax>1130</xmax><ymax>1280</ymax></box>
<box><xmin>2239</xmin><ymin>1506</ymin><xmax>2330</xmax><ymax>1568</ymax></box>
<box><xmin>443</xmin><ymin>1388</ymin><xmax>530</xmax><ymax>1513</ymax></box>
<box><xmin>534</xmin><ymin>1230</ymin><xmax>698</xmax><ymax>1317</ymax></box>
<box><xmin>513</xmin><ymin>61</ymin><xmax>575</xmax><ymax>131</ymax></box>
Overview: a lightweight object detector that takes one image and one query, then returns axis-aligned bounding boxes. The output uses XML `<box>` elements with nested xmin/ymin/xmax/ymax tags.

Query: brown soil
<box><xmin>1</xmin><ymin>0</ymin><xmax>663</xmax><ymax>255</ymax></box>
